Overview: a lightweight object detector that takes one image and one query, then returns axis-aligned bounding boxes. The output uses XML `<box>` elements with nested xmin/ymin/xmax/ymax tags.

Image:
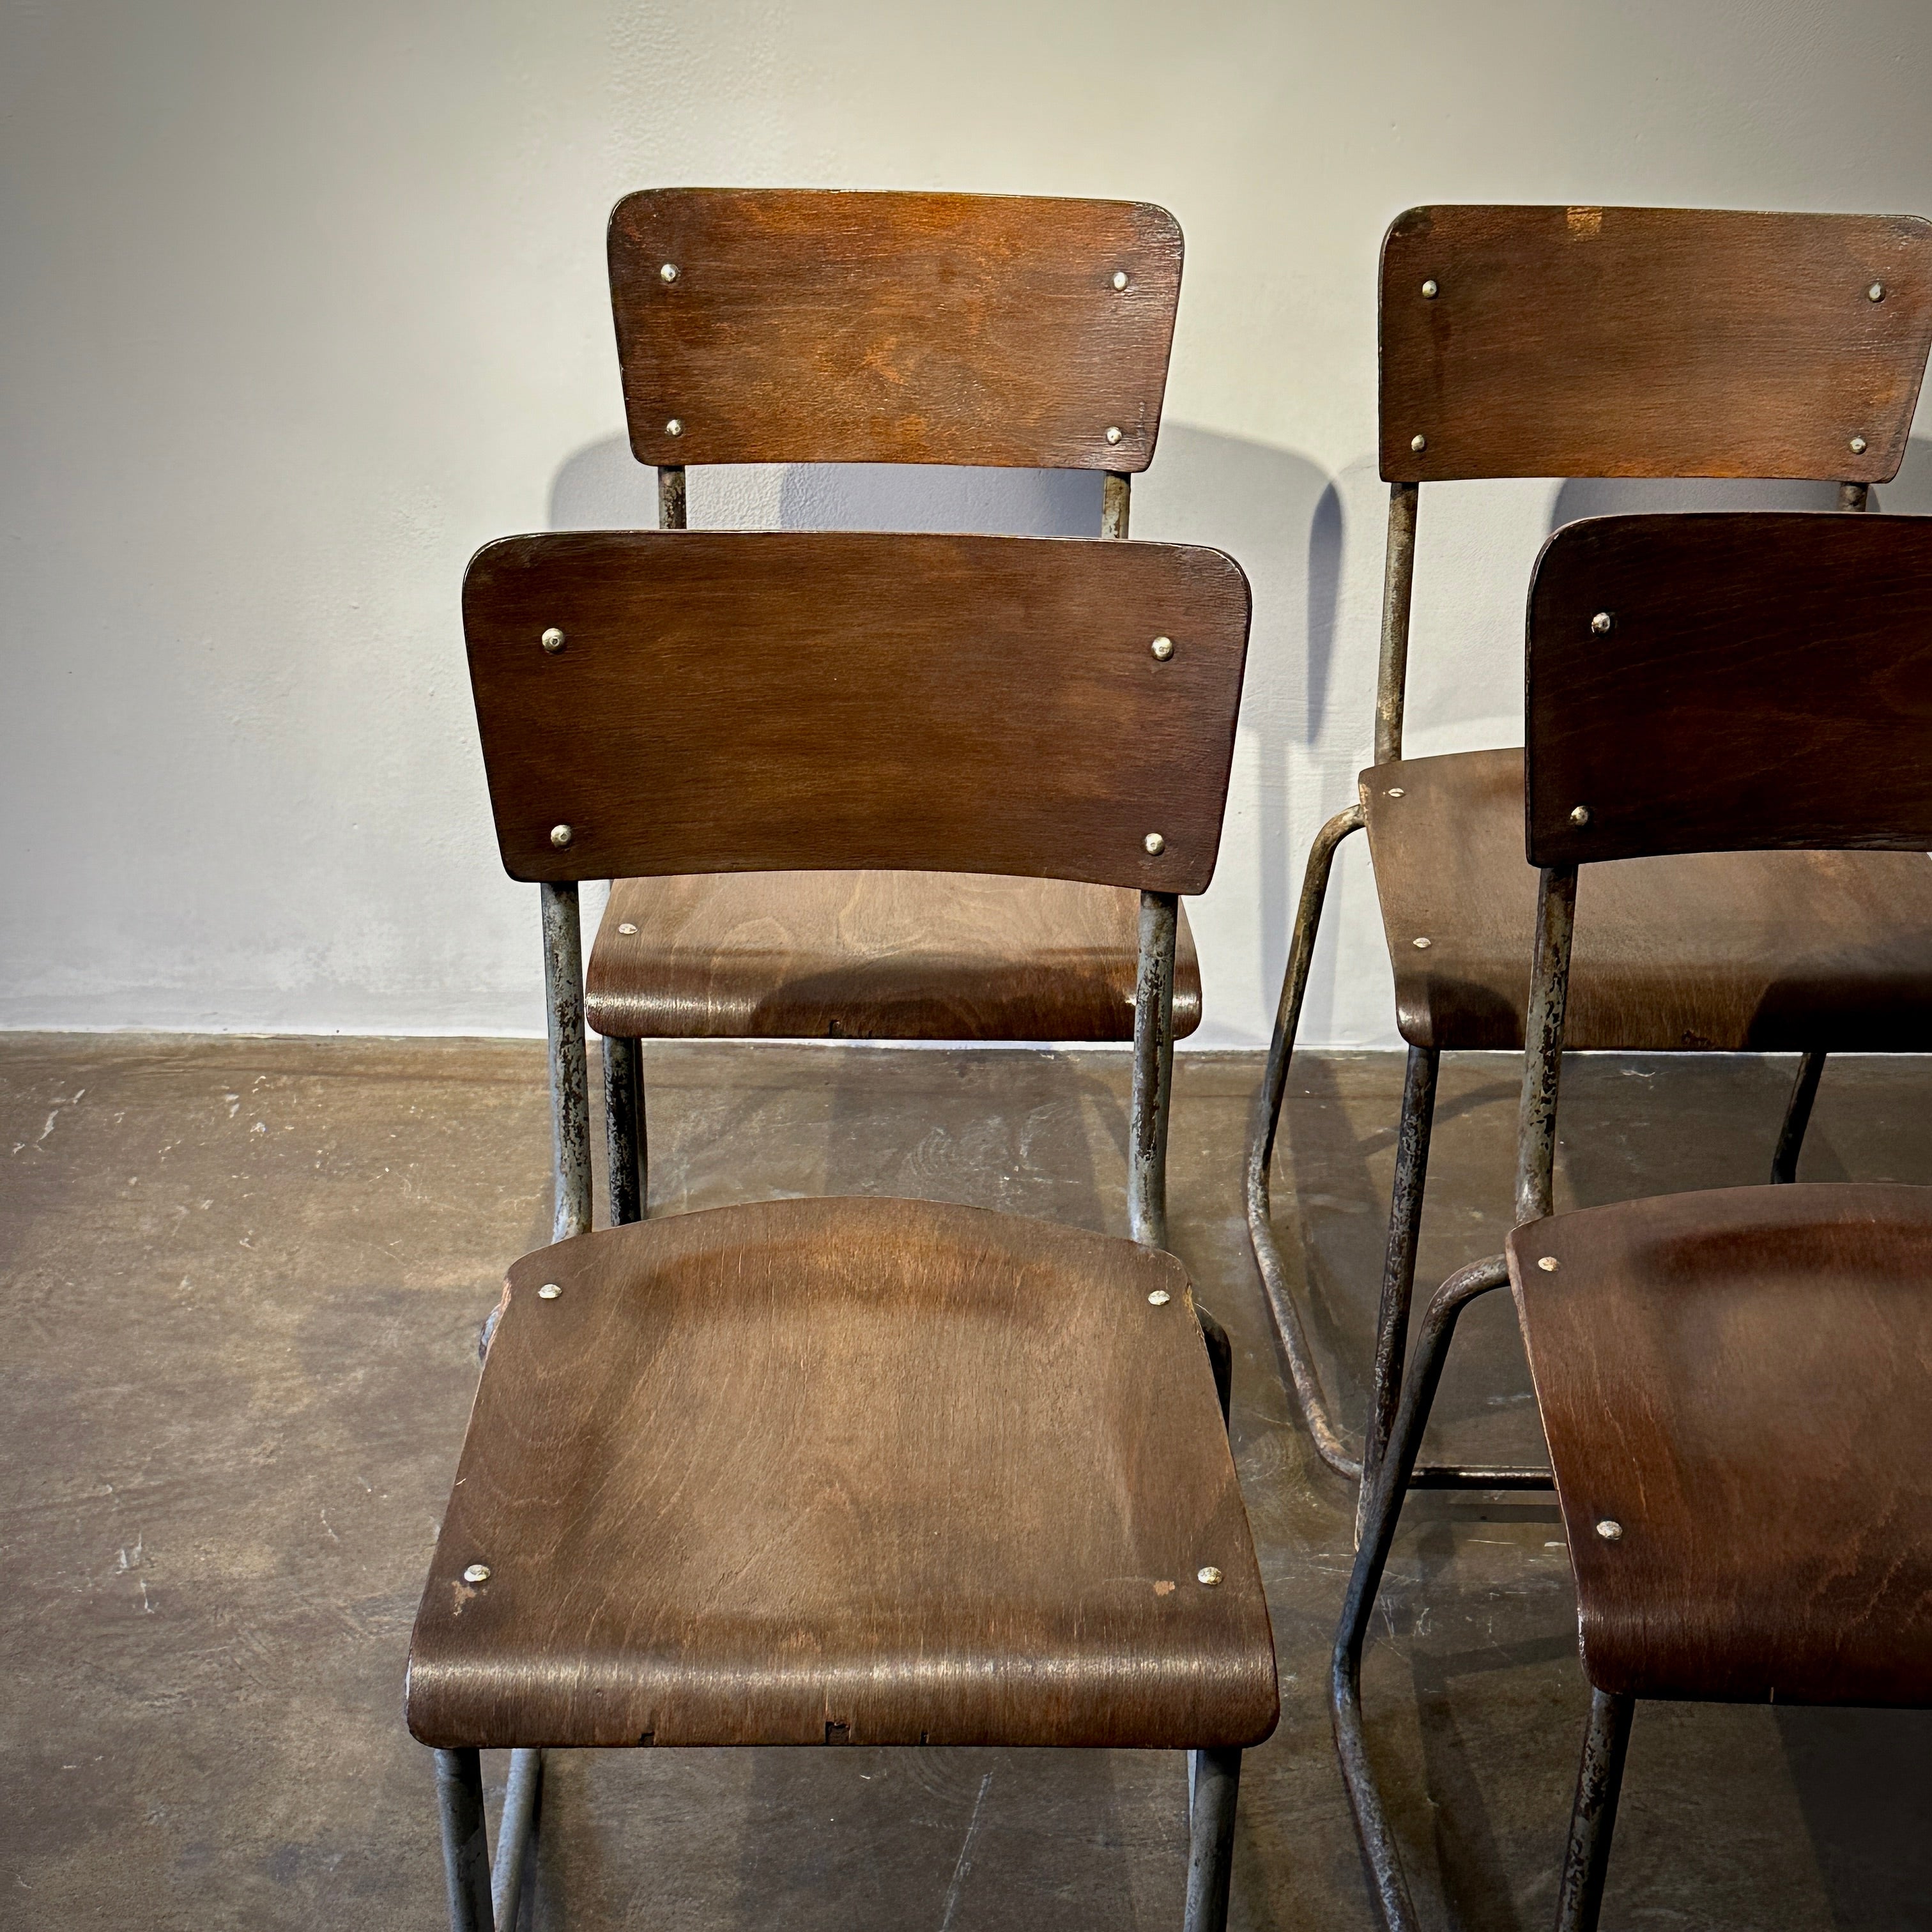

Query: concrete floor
<box><xmin>3</xmin><ymin>1034</ymin><xmax>1928</xmax><ymax>1930</ymax></box>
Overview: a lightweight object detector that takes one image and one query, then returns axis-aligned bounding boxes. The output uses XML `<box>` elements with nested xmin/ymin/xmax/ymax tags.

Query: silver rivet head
<box><xmin>1410</xmin><ymin>433</ymin><xmax>1427</xmax><ymax>453</ymax></box>
<box><xmin>1386</xmin><ymin>786</ymin><xmax>1404</xmax><ymax>799</ymax></box>
<box><xmin>1151</xmin><ymin>634</ymin><xmax>1174</xmax><ymax>661</ymax></box>
<box><xmin>1144</xmin><ymin>832</ymin><xmax>1165</xmax><ymax>855</ymax></box>
<box><xmin>666</xmin><ymin>417</ymin><xmax>683</xmax><ymax>438</ymax></box>
<box><xmin>1850</xmin><ymin>435</ymin><xmax>1867</xmax><ymax>454</ymax></box>
<box><xmin>1105</xmin><ymin>425</ymin><xmax>1123</xmax><ymax>445</ymax></box>
<box><xmin>1197</xmin><ymin>1565</ymin><xmax>1223</xmax><ymax>1587</ymax></box>
<box><xmin>462</xmin><ymin>1563</ymin><xmax>492</xmax><ymax>1584</ymax></box>
<box><xmin>1112</xmin><ymin>270</ymin><xmax>1128</xmax><ymax>290</ymax></box>
<box><xmin>1147</xmin><ymin>1288</ymin><xmax>1172</xmax><ymax>1307</ymax></box>
<box><xmin>616</xmin><ymin>921</ymin><xmax>638</xmax><ymax>935</ymax></box>
<box><xmin>1590</xmin><ymin>611</ymin><xmax>1613</xmax><ymax>634</ymax></box>
<box><xmin>1868</xmin><ymin>282</ymin><xmax>1885</xmax><ymax>302</ymax></box>
<box><xmin>550</xmin><ymin>824</ymin><xmax>573</xmax><ymax>848</ymax></box>
<box><xmin>660</xmin><ymin>262</ymin><xmax>679</xmax><ymax>283</ymax></box>
<box><xmin>540</xmin><ymin>626</ymin><xmax>565</xmax><ymax>654</ymax></box>
<box><xmin>1421</xmin><ymin>278</ymin><xmax>1439</xmax><ymax>298</ymax></box>
<box><xmin>1413</xmin><ymin>935</ymin><xmax>1431</xmax><ymax>949</ymax></box>
<box><xmin>537</xmin><ymin>1282</ymin><xmax>562</xmax><ymax>1300</ymax></box>
<box><xmin>1537</xmin><ymin>1255</ymin><xmax>1560</xmax><ymax>1273</ymax></box>
<box><xmin>1570</xmin><ymin>805</ymin><xmax>1591</xmax><ymax>826</ymax></box>
<box><xmin>1595</xmin><ymin>1519</ymin><xmax>1623</xmax><ymax>1542</ymax></box>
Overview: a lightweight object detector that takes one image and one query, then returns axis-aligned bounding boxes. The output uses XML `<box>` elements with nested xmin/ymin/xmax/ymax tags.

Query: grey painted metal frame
<box><xmin>541</xmin><ymin>882</ymin><xmax>592</xmax><ymax>1244</ymax></box>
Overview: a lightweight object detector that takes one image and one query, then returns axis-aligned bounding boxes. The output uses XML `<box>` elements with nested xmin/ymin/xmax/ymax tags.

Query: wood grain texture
<box><xmin>1381</xmin><ymin>205</ymin><xmax>1932</xmax><ymax>482</ymax></box>
<box><xmin>405</xmin><ymin>1196</ymin><xmax>1278</xmax><ymax>1749</ymax></box>
<box><xmin>1526</xmin><ymin>511</ymin><xmax>1932</xmax><ymax>866</ymax></box>
<box><xmin>1363</xmin><ymin>749</ymin><xmax>1932</xmax><ymax>1051</ymax></box>
<box><xmin>610</xmin><ymin>189</ymin><xmax>1183</xmax><ymax>470</ymax></box>
<box><xmin>464</xmin><ymin>530</ymin><xmax>1249</xmax><ymax>894</ymax></box>
<box><xmin>586</xmin><ymin>871</ymin><xmax>1202</xmax><ymax>1041</ymax></box>
<box><xmin>1507</xmin><ymin>1183</ymin><xmax>1932</xmax><ymax>1706</ymax></box>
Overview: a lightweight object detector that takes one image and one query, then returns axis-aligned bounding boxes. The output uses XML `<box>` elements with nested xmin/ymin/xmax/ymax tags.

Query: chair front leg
<box><xmin>1553</xmin><ymin>1689</ymin><xmax>1634</xmax><ymax>1932</ymax></box>
<box><xmin>434</xmin><ymin>1747</ymin><xmax>495</xmax><ymax>1932</ymax></box>
<box><xmin>1183</xmin><ymin>1745</ymin><xmax>1243</xmax><ymax>1932</ymax></box>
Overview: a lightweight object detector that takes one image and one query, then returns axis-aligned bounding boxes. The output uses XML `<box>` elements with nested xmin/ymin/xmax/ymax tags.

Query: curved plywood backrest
<box><xmin>1524</xmin><ymin>511</ymin><xmax>1932</xmax><ymax>866</ymax></box>
<box><xmin>608</xmin><ymin>189</ymin><xmax>1183</xmax><ymax>470</ymax></box>
<box><xmin>1381</xmin><ymin>205</ymin><xmax>1932</xmax><ymax>483</ymax></box>
<box><xmin>464</xmin><ymin>531</ymin><xmax>1250</xmax><ymax>893</ymax></box>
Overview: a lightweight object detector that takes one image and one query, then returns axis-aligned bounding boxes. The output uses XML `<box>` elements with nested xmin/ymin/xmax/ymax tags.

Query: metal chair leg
<box><xmin>1333</xmin><ymin>1254</ymin><xmax>1511</xmax><ymax>1932</ymax></box>
<box><xmin>1770</xmin><ymin>1050</ymin><xmax>1826</xmax><ymax>1184</ymax></box>
<box><xmin>1182</xmin><ymin>1746</ymin><xmax>1243</xmax><ymax>1932</ymax></box>
<box><xmin>491</xmin><ymin>1747</ymin><xmax>544</xmax><ymax>1929</ymax></box>
<box><xmin>434</xmin><ymin>1747</ymin><xmax>495</xmax><ymax>1932</ymax></box>
<box><xmin>1246</xmin><ymin>802</ymin><xmax>1368</xmax><ymax>1478</ymax></box>
<box><xmin>1553</xmin><ymin>1689</ymin><xmax>1634</xmax><ymax>1932</ymax></box>
<box><xmin>603</xmin><ymin>1034</ymin><xmax>646</xmax><ymax>1224</ymax></box>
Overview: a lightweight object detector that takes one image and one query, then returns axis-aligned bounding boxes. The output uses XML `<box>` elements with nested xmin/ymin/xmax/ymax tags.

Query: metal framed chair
<box><xmin>583</xmin><ymin>188</ymin><xmax>1190</xmax><ymax>1234</ymax></box>
<box><xmin>411</xmin><ymin>525</ymin><xmax>1276</xmax><ymax>1929</ymax></box>
<box><xmin>1334</xmin><ymin>507</ymin><xmax>1932</xmax><ymax>1932</ymax></box>
<box><xmin>1246</xmin><ymin>204</ymin><xmax>1932</xmax><ymax>1514</ymax></box>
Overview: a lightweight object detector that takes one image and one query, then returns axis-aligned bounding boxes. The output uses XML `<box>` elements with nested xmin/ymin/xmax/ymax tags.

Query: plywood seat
<box><xmin>1364</xmin><ymin>747</ymin><xmax>1932</xmax><ymax>1052</ymax></box>
<box><xmin>585</xmin><ymin>871</ymin><xmax>1203</xmax><ymax>1041</ymax></box>
<box><xmin>1508</xmin><ymin>1182</ymin><xmax>1932</xmax><ymax>1706</ymax></box>
<box><xmin>406</xmin><ymin>1195</ymin><xmax>1278</xmax><ymax>1752</ymax></box>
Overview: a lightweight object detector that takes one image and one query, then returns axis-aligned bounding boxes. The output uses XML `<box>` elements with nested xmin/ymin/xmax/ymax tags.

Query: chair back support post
<box><xmin>1514</xmin><ymin>864</ymin><xmax>1577</xmax><ymax>1226</ymax></box>
<box><xmin>1129</xmin><ymin>889</ymin><xmax>1179</xmax><ymax>1248</ymax></box>
<box><xmin>1103</xmin><ymin>471</ymin><xmax>1131</xmax><ymax>539</ymax></box>
<box><xmin>1841</xmin><ymin>482</ymin><xmax>1871</xmax><ymax>512</ymax></box>
<box><xmin>541</xmin><ymin>881</ymin><xmax>593</xmax><ymax>1241</ymax></box>
<box><xmin>1373</xmin><ymin>481</ymin><xmax>1420</xmax><ymax>764</ymax></box>
<box><xmin>658</xmin><ymin>464</ymin><xmax>687</xmax><ymax>531</ymax></box>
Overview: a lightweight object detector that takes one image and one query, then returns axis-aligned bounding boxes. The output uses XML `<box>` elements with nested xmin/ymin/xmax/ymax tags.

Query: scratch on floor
<box><xmin>937</xmin><ymin>1770</ymin><xmax>995</xmax><ymax>1932</ymax></box>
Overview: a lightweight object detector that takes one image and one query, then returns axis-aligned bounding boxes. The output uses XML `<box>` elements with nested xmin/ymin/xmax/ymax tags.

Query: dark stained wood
<box><xmin>609</xmin><ymin>189</ymin><xmax>1183</xmax><ymax>470</ymax></box>
<box><xmin>1381</xmin><ymin>205</ymin><xmax>1932</xmax><ymax>482</ymax></box>
<box><xmin>586</xmin><ymin>871</ymin><xmax>1203</xmax><ymax>1041</ymax></box>
<box><xmin>406</xmin><ymin>1196</ymin><xmax>1279</xmax><ymax>1749</ymax></box>
<box><xmin>464</xmin><ymin>530</ymin><xmax>1249</xmax><ymax>894</ymax></box>
<box><xmin>1507</xmin><ymin>1183</ymin><xmax>1932</xmax><ymax>1706</ymax></box>
<box><xmin>1363</xmin><ymin>749</ymin><xmax>1932</xmax><ymax>1051</ymax></box>
<box><xmin>1526</xmin><ymin>510</ymin><xmax>1932</xmax><ymax>866</ymax></box>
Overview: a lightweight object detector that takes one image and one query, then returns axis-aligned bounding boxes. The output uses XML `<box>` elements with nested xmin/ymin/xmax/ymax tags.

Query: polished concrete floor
<box><xmin>3</xmin><ymin>1034</ymin><xmax>1928</xmax><ymax>1929</ymax></box>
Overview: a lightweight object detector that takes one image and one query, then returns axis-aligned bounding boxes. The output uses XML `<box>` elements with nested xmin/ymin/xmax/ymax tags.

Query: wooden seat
<box><xmin>586</xmin><ymin>871</ymin><xmax>1203</xmax><ymax>1040</ymax></box>
<box><xmin>406</xmin><ymin>1195</ymin><xmax>1277</xmax><ymax>1751</ymax></box>
<box><xmin>1364</xmin><ymin>747</ymin><xmax>1932</xmax><ymax>1052</ymax></box>
<box><xmin>1508</xmin><ymin>1182</ymin><xmax>1932</xmax><ymax>1707</ymax></box>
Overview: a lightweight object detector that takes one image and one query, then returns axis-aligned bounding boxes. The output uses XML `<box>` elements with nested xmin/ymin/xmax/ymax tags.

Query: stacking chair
<box><xmin>585</xmin><ymin>188</ymin><xmax>1192</xmax><ymax>1232</ymax></box>
<box><xmin>1245</xmin><ymin>204</ymin><xmax>1932</xmax><ymax>1510</ymax></box>
<box><xmin>409</xmin><ymin>526</ymin><xmax>1277</xmax><ymax>1929</ymax></box>
<box><xmin>1333</xmin><ymin>509</ymin><xmax>1932</xmax><ymax>1932</ymax></box>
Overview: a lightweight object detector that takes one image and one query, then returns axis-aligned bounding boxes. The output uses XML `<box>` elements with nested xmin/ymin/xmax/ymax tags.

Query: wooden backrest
<box><xmin>1524</xmin><ymin>511</ymin><xmax>1932</xmax><ymax>866</ymax></box>
<box><xmin>608</xmin><ymin>189</ymin><xmax>1183</xmax><ymax>471</ymax></box>
<box><xmin>1381</xmin><ymin>206</ymin><xmax>1932</xmax><ymax>483</ymax></box>
<box><xmin>464</xmin><ymin>531</ymin><xmax>1249</xmax><ymax>893</ymax></box>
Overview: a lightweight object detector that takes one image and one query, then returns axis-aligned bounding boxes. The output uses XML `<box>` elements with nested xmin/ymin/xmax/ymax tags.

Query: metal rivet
<box><xmin>1413</xmin><ymin>935</ymin><xmax>1431</xmax><ymax>949</ymax></box>
<box><xmin>1410</xmin><ymin>433</ymin><xmax>1427</xmax><ymax>453</ymax></box>
<box><xmin>550</xmin><ymin>824</ymin><xmax>573</xmax><ymax>848</ymax></box>
<box><xmin>617</xmin><ymin>921</ymin><xmax>638</xmax><ymax>935</ymax></box>
<box><xmin>537</xmin><ymin>1282</ymin><xmax>562</xmax><ymax>1300</ymax></box>
<box><xmin>666</xmin><ymin>418</ymin><xmax>683</xmax><ymax>438</ymax></box>
<box><xmin>1590</xmin><ymin>611</ymin><xmax>1613</xmax><ymax>634</ymax></box>
<box><xmin>1147</xmin><ymin>1288</ymin><xmax>1172</xmax><ymax>1307</ymax></box>
<box><xmin>660</xmin><ymin>262</ymin><xmax>679</xmax><ymax>284</ymax></box>
<box><xmin>1386</xmin><ymin>787</ymin><xmax>1404</xmax><ymax>799</ymax></box>
<box><xmin>1868</xmin><ymin>282</ymin><xmax>1885</xmax><ymax>302</ymax></box>
<box><xmin>1421</xmin><ymin>278</ymin><xmax>1439</xmax><ymax>298</ymax></box>
<box><xmin>1112</xmin><ymin>270</ymin><xmax>1128</xmax><ymax>290</ymax></box>
<box><xmin>1537</xmin><ymin>1255</ymin><xmax>1560</xmax><ymax>1273</ymax></box>
<box><xmin>1595</xmin><ymin>1519</ymin><xmax>1623</xmax><ymax>1542</ymax></box>
<box><xmin>1850</xmin><ymin>435</ymin><xmax>1867</xmax><ymax>454</ymax></box>
<box><xmin>1570</xmin><ymin>805</ymin><xmax>1591</xmax><ymax>826</ymax></box>
<box><xmin>1151</xmin><ymin>635</ymin><xmax>1174</xmax><ymax>661</ymax></box>
<box><xmin>1105</xmin><ymin>425</ymin><xmax>1123</xmax><ymax>445</ymax></box>
<box><xmin>1197</xmin><ymin>1565</ymin><xmax>1223</xmax><ymax>1587</ymax></box>
<box><xmin>463</xmin><ymin>1563</ymin><xmax>492</xmax><ymax>1584</ymax></box>
<box><xmin>540</xmin><ymin>627</ymin><xmax>565</xmax><ymax>654</ymax></box>
<box><xmin>1144</xmin><ymin>832</ymin><xmax>1165</xmax><ymax>855</ymax></box>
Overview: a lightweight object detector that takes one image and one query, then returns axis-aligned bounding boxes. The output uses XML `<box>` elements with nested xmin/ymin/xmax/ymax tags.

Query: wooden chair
<box><xmin>1245</xmin><ymin>204</ymin><xmax>1932</xmax><ymax>1515</ymax></box>
<box><xmin>1333</xmin><ymin>508</ymin><xmax>1932</xmax><ymax>1932</ymax></box>
<box><xmin>585</xmin><ymin>188</ymin><xmax>1192</xmax><ymax>1231</ymax></box>
<box><xmin>411</xmin><ymin>527</ymin><xmax>1276</xmax><ymax>1929</ymax></box>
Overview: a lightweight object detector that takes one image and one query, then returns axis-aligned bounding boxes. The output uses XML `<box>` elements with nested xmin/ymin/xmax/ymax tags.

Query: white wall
<box><xmin>7</xmin><ymin>0</ymin><xmax>1932</xmax><ymax>1046</ymax></box>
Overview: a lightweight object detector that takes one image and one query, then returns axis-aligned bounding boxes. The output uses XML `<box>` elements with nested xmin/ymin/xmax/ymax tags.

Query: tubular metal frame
<box><xmin>1246</xmin><ymin>480</ymin><xmax>1865</xmax><ymax>1498</ymax></box>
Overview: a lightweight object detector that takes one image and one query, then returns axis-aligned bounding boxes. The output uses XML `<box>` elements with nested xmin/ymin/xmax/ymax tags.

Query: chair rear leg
<box><xmin>603</xmin><ymin>1034</ymin><xmax>646</xmax><ymax>1223</ymax></box>
<box><xmin>1246</xmin><ymin>803</ymin><xmax>1367</xmax><ymax>1479</ymax></box>
<box><xmin>491</xmin><ymin>1747</ymin><xmax>544</xmax><ymax>1929</ymax></box>
<box><xmin>1183</xmin><ymin>1746</ymin><xmax>1243</xmax><ymax>1932</ymax></box>
<box><xmin>434</xmin><ymin>1747</ymin><xmax>495</xmax><ymax>1932</ymax></box>
<box><xmin>1770</xmin><ymin>1050</ymin><xmax>1826</xmax><ymax>1184</ymax></box>
<box><xmin>1553</xmin><ymin>1689</ymin><xmax>1634</xmax><ymax>1932</ymax></box>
